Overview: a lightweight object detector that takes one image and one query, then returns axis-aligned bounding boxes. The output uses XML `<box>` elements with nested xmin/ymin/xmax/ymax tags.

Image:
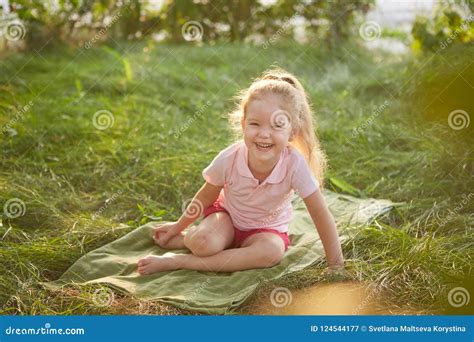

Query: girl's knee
<box><xmin>255</xmin><ymin>239</ymin><xmax>285</xmax><ymax>268</ymax></box>
<box><xmin>184</xmin><ymin>232</ymin><xmax>222</xmax><ymax>257</ymax></box>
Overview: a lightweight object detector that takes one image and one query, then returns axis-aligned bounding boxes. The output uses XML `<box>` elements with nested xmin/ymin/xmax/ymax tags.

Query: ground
<box><xmin>0</xmin><ymin>40</ymin><xmax>472</xmax><ymax>315</ymax></box>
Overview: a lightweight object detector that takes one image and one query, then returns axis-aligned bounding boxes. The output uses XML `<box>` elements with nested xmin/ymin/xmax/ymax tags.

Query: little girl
<box><xmin>137</xmin><ymin>69</ymin><xmax>344</xmax><ymax>275</ymax></box>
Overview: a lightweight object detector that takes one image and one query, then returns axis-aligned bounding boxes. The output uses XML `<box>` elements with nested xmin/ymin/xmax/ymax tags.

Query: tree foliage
<box><xmin>3</xmin><ymin>0</ymin><xmax>374</xmax><ymax>49</ymax></box>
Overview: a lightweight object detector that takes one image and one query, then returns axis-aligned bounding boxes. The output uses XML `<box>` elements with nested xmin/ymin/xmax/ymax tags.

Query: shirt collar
<box><xmin>236</xmin><ymin>141</ymin><xmax>287</xmax><ymax>184</ymax></box>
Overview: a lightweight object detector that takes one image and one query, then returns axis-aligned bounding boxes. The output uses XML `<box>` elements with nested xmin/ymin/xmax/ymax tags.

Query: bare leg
<box><xmin>137</xmin><ymin>233</ymin><xmax>285</xmax><ymax>275</ymax></box>
<box><xmin>154</xmin><ymin>230</ymin><xmax>187</xmax><ymax>250</ymax></box>
<box><xmin>153</xmin><ymin>211</ymin><xmax>233</xmax><ymax>253</ymax></box>
<box><xmin>154</xmin><ymin>223</ymin><xmax>213</xmax><ymax>250</ymax></box>
<box><xmin>155</xmin><ymin>211</ymin><xmax>234</xmax><ymax>253</ymax></box>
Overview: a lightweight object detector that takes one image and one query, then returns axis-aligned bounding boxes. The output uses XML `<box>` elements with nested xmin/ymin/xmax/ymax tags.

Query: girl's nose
<box><xmin>257</xmin><ymin>127</ymin><xmax>271</xmax><ymax>138</ymax></box>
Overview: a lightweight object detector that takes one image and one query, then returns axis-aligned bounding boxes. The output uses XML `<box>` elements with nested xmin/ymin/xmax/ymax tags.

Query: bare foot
<box><xmin>153</xmin><ymin>231</ymin><xmax>186</xmax><ymax>250</ymax></box>
<box><xmin>137</xmin><ymin>253</ymin><xmax>183</xmax><ymax>275</ymax></box>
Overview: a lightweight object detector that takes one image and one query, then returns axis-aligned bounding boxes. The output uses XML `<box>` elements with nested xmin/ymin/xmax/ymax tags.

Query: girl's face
<box><xmin>242</xmin><ymin>93</ymin><xmax>294</xmax><ymax>166</ymax></box>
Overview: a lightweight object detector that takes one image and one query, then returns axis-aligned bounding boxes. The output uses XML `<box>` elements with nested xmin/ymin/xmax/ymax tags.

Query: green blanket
<box><xmin>43</xmin><ymin>190</ymin><xmax>393</xmax><ymax>314</ymax></box>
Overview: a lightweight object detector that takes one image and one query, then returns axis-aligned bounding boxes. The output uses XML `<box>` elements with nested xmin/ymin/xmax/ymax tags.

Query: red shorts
<box><xmin>203</xmin><ymin>200</ymin><xmax>290</xmax><ymax>250</ymax></box>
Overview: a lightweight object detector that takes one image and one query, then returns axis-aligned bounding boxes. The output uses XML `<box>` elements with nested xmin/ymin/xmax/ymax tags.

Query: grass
<box><xmin>0</xmin><ymin>39</ymin><xmax>473</xmax><ymax>315</ymax></box>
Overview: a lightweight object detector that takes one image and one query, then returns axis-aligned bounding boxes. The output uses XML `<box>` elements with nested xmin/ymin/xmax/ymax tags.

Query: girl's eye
<box><xmin>249</xmin><ymin>123</ymin><xmax>259</xmax><ymax>126</ymax></box>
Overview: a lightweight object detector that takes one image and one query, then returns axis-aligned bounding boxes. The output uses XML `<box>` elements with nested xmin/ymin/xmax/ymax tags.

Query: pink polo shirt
<box><xmin>202</xmin><ymin>141</ymin><xmax>319</xmax><ymax>233</ymax></box>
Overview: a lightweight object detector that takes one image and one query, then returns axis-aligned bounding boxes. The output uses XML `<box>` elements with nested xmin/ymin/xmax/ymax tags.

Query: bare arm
<box><xmin>303</xmin><ymin>189</ymin><xmax>344</xmax><ymax>267</ymax></box>
<box><xmin>175</xmin><ymin>182</ymin><xmax>222</xmax><ymax>231</ymax></box>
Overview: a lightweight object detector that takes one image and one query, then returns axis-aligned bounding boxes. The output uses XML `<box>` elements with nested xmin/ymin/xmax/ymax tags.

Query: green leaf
<box><xmin>101</xmin><ymin>47</ymin><xmax>133</xmax><ymax>81</ymax></box>
<box><xmin>122</xmin><ymin>58</ymin><xmax>133</xmax><ymax>81</ymax></box>
<box><xmin>136</xmin><ymin>203</ymin><xmax>145</xmax><ymax>214</ymax></box>
<box><xmin>144</xmin><ymin>214</ymin><xmax>162</xmax><ymax>221</ymax></box>
<box><xmin>153</xmin><ymin>209</ymin><xmax>167</xmax><ymax>217</ymax></box>
<box><xmin>329</xmin><ymin>176</ymin><xmax>360</xmax><ymax>196</ymax></box>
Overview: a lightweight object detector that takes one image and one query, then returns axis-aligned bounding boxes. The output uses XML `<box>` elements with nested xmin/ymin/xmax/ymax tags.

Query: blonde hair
<box><xmin>229</xmin><ymin>68</ymin><xmax>327</xmax><ymax>187</ymax></box>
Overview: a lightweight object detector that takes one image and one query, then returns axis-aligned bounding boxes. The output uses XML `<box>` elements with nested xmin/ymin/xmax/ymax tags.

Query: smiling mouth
<box><xmin>255</xmin><ymin>142</ymin><xmax>274</xmax><ymax>151</ymax></box>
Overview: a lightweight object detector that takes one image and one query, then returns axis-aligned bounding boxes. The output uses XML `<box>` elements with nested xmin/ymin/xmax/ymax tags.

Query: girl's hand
<box><xmin>153</xmin><ymin>222</ymin><xmax>182</xmax><ymax>246</ymax></box>
<box><xmin>326</xmin><ymin>264</ymin><xmax>348</xmax><ymax>282</ymax></box>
